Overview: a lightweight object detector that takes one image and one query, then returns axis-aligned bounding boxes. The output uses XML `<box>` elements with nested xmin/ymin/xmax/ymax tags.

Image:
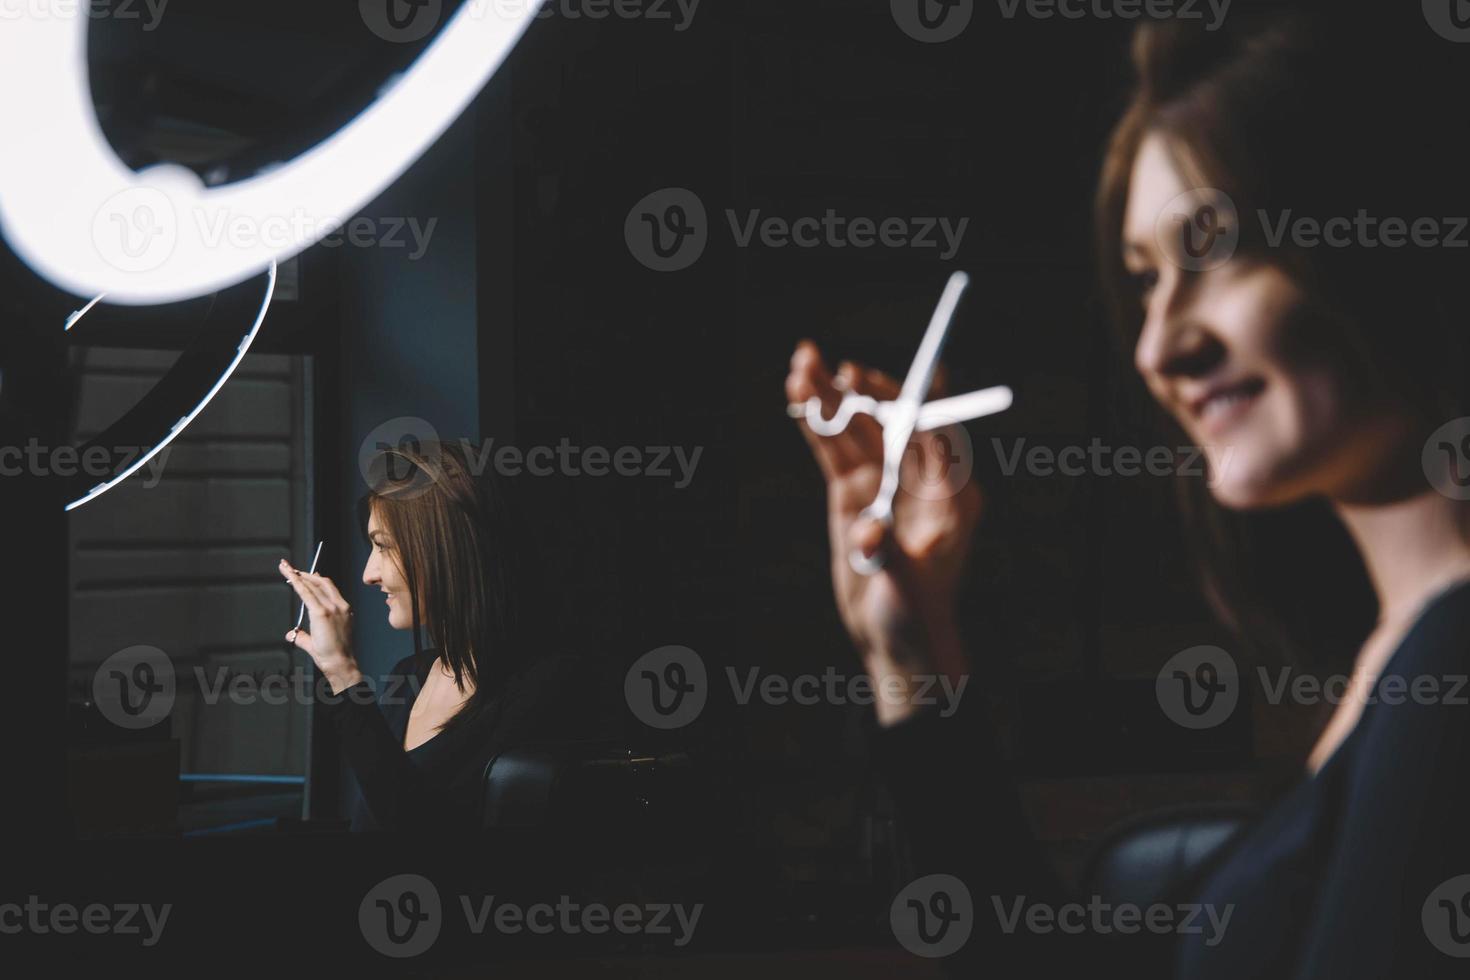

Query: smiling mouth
<box><xmin>1190</xmin><ymin>379</ymin><xmax>1265</xmax><ymax>433</ymax></box>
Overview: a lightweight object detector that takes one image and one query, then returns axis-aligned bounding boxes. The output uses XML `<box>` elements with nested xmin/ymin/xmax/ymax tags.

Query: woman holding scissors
<box><xmin>788</xmin><ymin>9</ymin><xmax>1470</xmax><ymax>977</ymax></box>
<box><xmin>278</xmin><ymin>439</ymin><xmax>595</xmax><ymax>832</ymax></box>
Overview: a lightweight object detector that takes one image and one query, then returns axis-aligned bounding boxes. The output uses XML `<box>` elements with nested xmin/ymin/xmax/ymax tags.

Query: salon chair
<box><xmin>480</xmin><ymin>740</ymin><xmax>698</xmax><ymax>833</ymax></box>
<box><xmin>1080</xmin><ymin>802</ymin><xmax>1258</xmax><ymax>907</ymax></box>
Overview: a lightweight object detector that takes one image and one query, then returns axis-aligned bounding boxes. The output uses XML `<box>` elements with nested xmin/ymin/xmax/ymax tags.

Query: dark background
<box><xmin>1</xmin><ymin>0</ymin><xmax>1353</xmax><ymax>972</ymax></box>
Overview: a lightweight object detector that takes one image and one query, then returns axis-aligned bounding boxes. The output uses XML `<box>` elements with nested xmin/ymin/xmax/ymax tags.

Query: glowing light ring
<box><xmin>65</xmin><ymin>261</ymin><xmax>277</xmax><ymax>511</ymax></box>
<box><xmin>0</xmin><ymin>1</ymin><xmax>542</xmax><ymax>305</ymax></box>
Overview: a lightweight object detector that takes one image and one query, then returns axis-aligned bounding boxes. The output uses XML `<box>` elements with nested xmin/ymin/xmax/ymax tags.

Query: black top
<box><xmin>321</xmin><ymin>650</ymin><xmax>596</xmax><ymax>833</ymax></box>
<box><xmin>873</xmin><ymin>577</ymin><xmax>1470</xmax><ymax>977</ymax></box>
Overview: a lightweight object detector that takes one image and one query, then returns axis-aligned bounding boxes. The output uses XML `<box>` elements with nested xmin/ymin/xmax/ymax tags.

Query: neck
<box><xmin>1334</xmin><ymin>488</ymin><xmax>1470</xmax><ymax>627</ymax></box>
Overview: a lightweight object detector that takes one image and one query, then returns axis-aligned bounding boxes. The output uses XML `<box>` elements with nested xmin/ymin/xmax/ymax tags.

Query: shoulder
<box><xmin>1377</xmin><ymin>577</ymin><xmax>1470</xmax><ymax>681</ymax></box>
<box><xmin>1348</xmin><ymin>579</ymin><xmax>1470</xmax><ymax>778</ymax></box>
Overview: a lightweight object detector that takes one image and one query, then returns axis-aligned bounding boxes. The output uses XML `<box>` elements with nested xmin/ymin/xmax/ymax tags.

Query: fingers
<box><xmin>845</xmin><ymin>513</ymin><xmax>921</xmax><ymax>597</ymax></box>
<box><xmin>280</xmin><ymin>559</ymin><xmax>326</xmax><ymax>612</ymax></box>
<box><xmin>786</xmin><ymin>341</ymin><xmax>882</xmax><ymax>476</ymax></box>
<box><xmin>284</xmin><ymin>626</ymin><xmax>315</xmax><ymax>656</ymax></box>
<box><xmin>299</xmin><ymin>568</ymin><xmax>351</xmax><ymax>614</ymax></box>
<box><xmin>841</xmin><ymin>362</ymin><xmax>901</xmax><ymax>401</ymax></box>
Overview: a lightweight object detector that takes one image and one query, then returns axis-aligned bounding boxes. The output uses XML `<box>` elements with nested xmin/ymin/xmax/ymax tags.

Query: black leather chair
<box><xmin>480</xmin><ymin>741</ymin><xmax>696</xmax><ymax>832</ymax></box>
<box><xmin>1080</xmin><ymin>802</ymin><xmax>1258</xmax><ymax>907</ymax></box>
<box><xmin>483</xmin><ymin>746</ymin><xmax>1256</xmax><ymax>911</ymax></box>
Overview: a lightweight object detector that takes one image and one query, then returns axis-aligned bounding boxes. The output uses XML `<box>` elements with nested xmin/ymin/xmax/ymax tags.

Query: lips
<box><xmin>1187</xmin><ymin>378</ymin><xmax>1265</xmax><ymax>434</ymax></box>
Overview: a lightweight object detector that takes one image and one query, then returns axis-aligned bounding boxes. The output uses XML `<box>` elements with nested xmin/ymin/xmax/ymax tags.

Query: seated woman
<box><xmin>787</xmin><ymin>9</ymin><xmax>1470</xmax><ymax>978</ymax></box>
<box><xmin>279</xmin><ymin>439</ymin><xmax>595</xmax><ymax>832</ymax></box>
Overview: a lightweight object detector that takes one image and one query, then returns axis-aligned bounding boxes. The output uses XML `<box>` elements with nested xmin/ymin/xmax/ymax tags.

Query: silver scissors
<box><xmin>290</xmin><ymin>540</ymin><xmax>323</xmax><ymax>636</ymax></box>
<box><xmin>787</xmin><ymin>272</ymin><xmax>1013</xmax><ymax>574</ymax></box>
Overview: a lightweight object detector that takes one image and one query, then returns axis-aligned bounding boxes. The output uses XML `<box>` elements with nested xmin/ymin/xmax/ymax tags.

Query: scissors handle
<box><xmin>847</xmin><ymin>504</ymin><xmax>894</xmax><ymax>574</ymax></box>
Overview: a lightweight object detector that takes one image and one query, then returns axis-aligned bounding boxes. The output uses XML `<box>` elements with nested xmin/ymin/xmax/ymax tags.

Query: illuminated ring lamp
<box><xmin>0</xmin><ymin>0</ymin><xmax>544</xmax><ymax>305</ymax></box>
<box><xmin>63</xmin><ymin>261</ymin><xmax>276</xmax><ymax>511</ymax></box>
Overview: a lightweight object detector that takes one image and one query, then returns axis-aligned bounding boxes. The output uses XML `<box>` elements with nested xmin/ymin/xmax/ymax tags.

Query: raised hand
<box><xmin>785</xmin><ymin>340</ymin><xmax>981</xmax><ymax>724</ymax></box>
<box><xmin>280</xmin><ymin>558</ymin><xmax>364</xmax><ymax>695</ymax></box>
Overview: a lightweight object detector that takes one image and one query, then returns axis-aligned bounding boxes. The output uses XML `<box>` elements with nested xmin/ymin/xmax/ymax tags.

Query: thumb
<box><xmin>285</xmin><ymin>627</ymin><xmax>315</xmax><ymax>657</ymax></box>
<box><xmin>849</xmin><ymin>515</ymin><xmax>920</xmax><ymax>593</ymax></box>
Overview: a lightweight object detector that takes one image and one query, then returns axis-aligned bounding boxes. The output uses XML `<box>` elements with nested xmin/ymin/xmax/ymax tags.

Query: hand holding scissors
<box><xmin>786</xmin><ymin>272</ymin><xmax>1012</xmax><ymax>574</ymax></box>
<box><xmin>785</xmin><ymin>274</ymin><xmax>1012</xmax><ymax>721</ymax></box>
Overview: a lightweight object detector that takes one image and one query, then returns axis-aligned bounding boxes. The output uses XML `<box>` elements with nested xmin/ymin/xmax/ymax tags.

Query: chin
<box><xmin>1202</xmin><ymin>442</ymin><xmax>1311</xmax><ymax>511</ymax></box>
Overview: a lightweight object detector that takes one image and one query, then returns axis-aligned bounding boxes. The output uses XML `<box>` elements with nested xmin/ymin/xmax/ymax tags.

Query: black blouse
<box><xmin>873</xmin><ymin>577</ymin><xmax>1470</xmax><ymax>977</ymax></box>
<box><xmin>321</xmin><ymin>650</ymin><xmax>596</xmax><ymax>833</ymax></box>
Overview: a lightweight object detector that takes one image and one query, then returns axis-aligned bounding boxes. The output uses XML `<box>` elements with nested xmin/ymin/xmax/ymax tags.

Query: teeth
<box><xmin>1201</xmin><ymin>389</ymin><xmax>1254</xmax><ymax>419</ymax></box>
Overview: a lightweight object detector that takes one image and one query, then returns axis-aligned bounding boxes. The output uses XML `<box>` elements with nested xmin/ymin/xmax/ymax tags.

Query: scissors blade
<box><xmin>913</xmin><ymin>384</ymin><xmax>1013</xmax><ymax>431</ymax></box>
<box><xmin>873</xmin><ymin>271</ymin><xmax>970</xmax><ymax>503</ymax></box>
<box><xmin>293</xmin><ymin>539</ymin><xmax>323</xmax><ymax>630</ymax></box>
<box><xmin>885</xmin><ymin>271</ymin><xmax>968</xmax><ymax>449</ymax></box>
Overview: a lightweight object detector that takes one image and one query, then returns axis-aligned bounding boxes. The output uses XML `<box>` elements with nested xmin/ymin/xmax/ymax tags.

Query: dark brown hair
<box><xmin>358</xmin><ymin>439</ymin><xmax>536</xmax><ymax>734</ymax></box>
<box><xmin>1094</xmin><ymin>9</ymin><xmax>1470</xmax><ymax>667</ymax></box>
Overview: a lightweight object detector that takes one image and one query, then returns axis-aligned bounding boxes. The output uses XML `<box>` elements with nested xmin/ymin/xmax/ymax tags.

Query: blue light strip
<box><xmin>179</xmin><ymin>773</ymin><xmax>305</xmax><ymax>785</ymax></box>
<box><xmin>183</xmin><ymin>817</ymin><xmax>280</xmax><ymax>837</ymax></box>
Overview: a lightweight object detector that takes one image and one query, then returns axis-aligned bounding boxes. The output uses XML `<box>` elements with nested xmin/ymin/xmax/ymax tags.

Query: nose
<box><xmin>362</xmin><ymin>550</ymin><xmax>379</xmax><ymax>587</ymax></box>
<box><xmin>1133</xmin><ymin>272</ymin><xmax>1224</xmax><ymax>383</ymax></box>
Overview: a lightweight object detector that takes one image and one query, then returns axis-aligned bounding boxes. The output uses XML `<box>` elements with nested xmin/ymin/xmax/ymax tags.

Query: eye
<box><xmin>1128</xmin><ymin>268</ymin><xmax>1159</xmax><ymax>306</ymax></box>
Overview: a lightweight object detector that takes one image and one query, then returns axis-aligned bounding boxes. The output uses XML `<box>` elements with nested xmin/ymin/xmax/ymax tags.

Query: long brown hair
<box><xmin>358</xmin><ymin>439</ymin><xmax>535</xmax><ymax>734</ymax></box>
<box><xmin>1094</xmin><ymin>9</ymin><xmax>1470</xmax><ymax>667</ymax></box>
